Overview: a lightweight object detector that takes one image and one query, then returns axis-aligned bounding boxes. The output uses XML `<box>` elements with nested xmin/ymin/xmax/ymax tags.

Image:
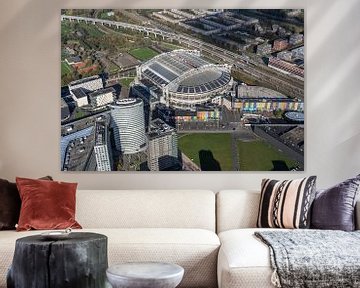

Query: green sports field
<box><xmin>128</xmin><ymin>47</ymin><xmax>158</xmax><ymax>61</ymax></box>
<box><xmin>179</xmin><ymin>133</ymin><xmax>233</xmax><ymax>171</ymax></box>
<box><xmin>238</xmin><ymin>140</ymin><xmax>298</xmax><ymax>171</ymax></box>
<box><xmin>179</xmin><ymin>133</ymin><xmax>298</xmax><ymax>171</ymax></box>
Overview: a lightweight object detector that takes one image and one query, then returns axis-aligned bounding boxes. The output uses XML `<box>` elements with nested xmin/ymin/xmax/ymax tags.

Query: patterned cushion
<box><xmin>257</xmin><ymin>176</ymin><xmax>317</xmax><ymax>229</ymax></box>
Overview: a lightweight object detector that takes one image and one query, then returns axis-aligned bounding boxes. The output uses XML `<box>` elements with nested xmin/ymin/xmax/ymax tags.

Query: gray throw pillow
<box><xmin>311</xmin><ymin>174</ymin><xmax>360</xmax><ymax>231</ymax></box>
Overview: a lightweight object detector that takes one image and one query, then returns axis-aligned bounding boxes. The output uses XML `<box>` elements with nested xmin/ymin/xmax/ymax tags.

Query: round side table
<box><xmin>7</xmin><ymin>232</ymin><xmax>108</xmax><ymax>288</ymax></box>
<box><xmin>106</xmin><ymin>262</ymin><xmax>184</xmax><ymax>288</ymax></box>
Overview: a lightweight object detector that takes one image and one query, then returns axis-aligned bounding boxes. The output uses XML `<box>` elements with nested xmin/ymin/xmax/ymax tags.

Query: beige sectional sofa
<box><xmin>1</xmin><ymin>189</ymin><xmax>359</xmax><ymax>288</ymax></box>
<box><xmin>216</xmin><ymin>190</ymin><xmax>360</xmax><ymax>288</ymax></box>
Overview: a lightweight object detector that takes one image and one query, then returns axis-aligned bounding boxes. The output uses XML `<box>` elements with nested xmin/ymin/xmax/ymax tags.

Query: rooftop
<box><xmin>94</xmin><ymin>121</ymin><xmax>107</xmax><ymax>146</ymax></box>
<box><xmin>71</xmin><ymin>88</ymin><xmax>87</xmax><ymax>99</ymax></box>
<box><xmin>237</xmin><ymin>85</ymin><xmax>287</xmax><ymax>99</ymax></box>
<box><xmin>60</xmin><ymin>126</ymin><xmax>94</xmax><ymax>169</ymax></box>
<box><xmin>175</xmin><ymin>110</ymin><xmax>197</xmax><ymax>117</ymax></box>
<box><xmin>111</xmin><ymin>98</ymin><xmax>143</xmax><ymax>108</ymax></box>
<box><xmin>89</xmin><ymin>87</ymin><xmax>115</xmax><ymax>98</ymax></box>
<box><xmin>66</xmin><ymin>56</ymin><xmax>82</xmax><ymax>64</ymax></box>
<box><xmin>148</xmin><ymin>118</ymin><xmax>175</xmax><ymax>138</ymax></box>
<box><xmin>285</xmin><ymin>111</ymin><xmax>304</xmax><ymax>122</ymax></box>
<box><xmin>69</xmin><ymin>75</ymin><xmax>101</xmax><ymax>86</ymax></box>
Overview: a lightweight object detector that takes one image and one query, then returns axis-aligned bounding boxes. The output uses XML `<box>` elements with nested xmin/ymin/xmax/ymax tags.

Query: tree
<box><xmin>273</xmin><ymin>109</ymin><xmax>283</xmax><ymax>118</ymax></box>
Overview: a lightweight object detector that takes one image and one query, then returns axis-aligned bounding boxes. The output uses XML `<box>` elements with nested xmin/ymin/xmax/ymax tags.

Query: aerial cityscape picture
<box><xmin>61</xmin><ymin>9</ymin><xmax>304</xmax><ymax>172</ymax></box>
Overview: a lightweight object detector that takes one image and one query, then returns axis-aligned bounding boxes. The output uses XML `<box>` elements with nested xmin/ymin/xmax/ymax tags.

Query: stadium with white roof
<box><xmin>137</xmin><ymin>50</ymin><xmax>233</xmax><ymax>110</ymax></box>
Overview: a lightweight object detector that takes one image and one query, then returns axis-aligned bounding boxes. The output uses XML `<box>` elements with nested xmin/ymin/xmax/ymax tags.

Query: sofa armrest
<box><xmin>356</xmin><ymin>201</ymin><xmax>360</xmax><ymax>230</ymax></box>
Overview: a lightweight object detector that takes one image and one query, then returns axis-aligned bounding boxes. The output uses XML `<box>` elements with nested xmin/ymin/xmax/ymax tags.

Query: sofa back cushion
<box><xmin>217</xmin><ymin>190</ymin><xmax>360</xmax><ymax>233</ymax></box>
<box><xmin>76</xmin><ymin>190</ymin><xmax>216</xmax><ymax>231</ymax></box>
<box><xmin>216</xmin><ymin>190</ymin><xmax>260</xmax><ymax>233</ymax></box>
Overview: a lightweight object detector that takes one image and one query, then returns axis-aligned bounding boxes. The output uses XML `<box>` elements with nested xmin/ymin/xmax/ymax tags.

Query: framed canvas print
<box><xmin>60</xmin><ymin>9</ymin><xmax>304</xmax><ymax>171</ymax></box>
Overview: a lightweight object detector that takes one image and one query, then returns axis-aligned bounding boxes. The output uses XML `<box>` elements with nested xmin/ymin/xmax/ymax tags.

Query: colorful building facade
<box><xmin>239</xmin><ymin>98</ymin><xmax>304</xmax><ymax>113</ymax></box>
<box><xmin>175</xmin><ymin>109</ymin><xmax>221</xmax><ymax>122</ymax></box>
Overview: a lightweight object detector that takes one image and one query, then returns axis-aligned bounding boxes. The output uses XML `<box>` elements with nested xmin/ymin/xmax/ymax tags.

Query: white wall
<box><xmin>0</xmin><ymin>0</ymin><xmax>359</xmax><ymax>191</ymax></box>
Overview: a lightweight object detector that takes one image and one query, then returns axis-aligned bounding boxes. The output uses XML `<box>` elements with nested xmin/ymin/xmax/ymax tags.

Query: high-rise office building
<box><xmin>110</xmin><ymin>99</ymin><xmax>147</xmax><ymax>154</ymax></box>
<box><xmin>93</xmin><ymin>121</ymin><xmax>112</xmax><ymax>171</ymax></box>
<box><xmin>147</xmin><ymin>118</ymin><xmax>179</xmax><ymax>171</ymax></box>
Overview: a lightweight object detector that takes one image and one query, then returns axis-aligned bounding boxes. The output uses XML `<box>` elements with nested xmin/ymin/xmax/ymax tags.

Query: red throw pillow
<box><xmin>16</xmin><ymin>177</ymin><xmax>82</xmax><ymax>231</ymax></box>
<box><xmin>0</xmin><ymin>176</ymin><xmax>53</xmax><ymax>230</ymax></box>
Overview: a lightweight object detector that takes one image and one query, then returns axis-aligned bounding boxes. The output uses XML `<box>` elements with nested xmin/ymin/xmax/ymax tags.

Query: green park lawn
<box><xmin>61</xmin><ymin>61</ymin><xmax>72</xmax><ymax>76</ymax></box>
<box><xmin>108</xmin><ymin>62</ymin><xmax>120</xmax><ymax>74</ymax></box>
<box><xmin>128</xmin><ymin>47</ymin><xmax>159</xmax><ymax>61</ymax></box>
<box><xmin>159</xmin><ymin>42</ymin><xmax>184</xmax><ymax>51</ymax></box>
<box><xmin>179</xmin><ymin>133</ymin><xmax>233</xmax><ymax>171</ymax></box>
<box><xmin>119</xmin><ymin>77</ymin><xmax>135</xmax><ymax>88</ymax></box>
<box><xmin>80</xmin><ymin>23</ymin><xmax>104</xmax><ymax>37</ymax></box>
<box><xmin>73</xmin><ymin>108</ymin><xmax>86</xmax><ymax>120</ymax></box>
<box><xmin>238</xmin><ymin>140</ymin><xmax>298</xmax><ymax>171</ymax></box>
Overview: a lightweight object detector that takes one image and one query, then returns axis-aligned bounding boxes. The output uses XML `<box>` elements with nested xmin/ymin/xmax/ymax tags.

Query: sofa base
<box><xmin>0</xmin><ymin>228</ymin><xmax>219</xmax><ymax>288</ymax></box>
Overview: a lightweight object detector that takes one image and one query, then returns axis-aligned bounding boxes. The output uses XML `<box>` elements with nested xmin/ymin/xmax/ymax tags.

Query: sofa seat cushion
<box><xmin>218</xmin><ymin>228</ymin><xmax>282</xmax><ymax>288</ymax></box>
<box><xmin>0</xmin><ymin>228</ymin><xmax>219</xmax><ymax>288</ymax></box>
<box><xmin>101</xmin><ymin>228</ymin><xmax>220</xmax><ymax>288</ymax></box>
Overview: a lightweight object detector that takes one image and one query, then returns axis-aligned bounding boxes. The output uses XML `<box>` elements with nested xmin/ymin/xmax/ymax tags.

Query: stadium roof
<box><xmin>174</xmin><ymin>68</ymin><xmax>231</xmax><ymax>94</ymax></box>
<box><xmin>180</xmin><ymin>69</ymin><xmax>221</xmax><ymax>86</ymax></box>
<box><xmin>140</xmin><ymin>50</ymin><xmax>231</xmax><ymax>95</ymax></box>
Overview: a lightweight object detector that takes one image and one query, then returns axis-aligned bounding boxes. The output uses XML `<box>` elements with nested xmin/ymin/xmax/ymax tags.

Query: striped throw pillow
<box><xmin>257</xmin><ymin>176</ymin><xmax>317</xmax><ymax>229</ymax></box>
